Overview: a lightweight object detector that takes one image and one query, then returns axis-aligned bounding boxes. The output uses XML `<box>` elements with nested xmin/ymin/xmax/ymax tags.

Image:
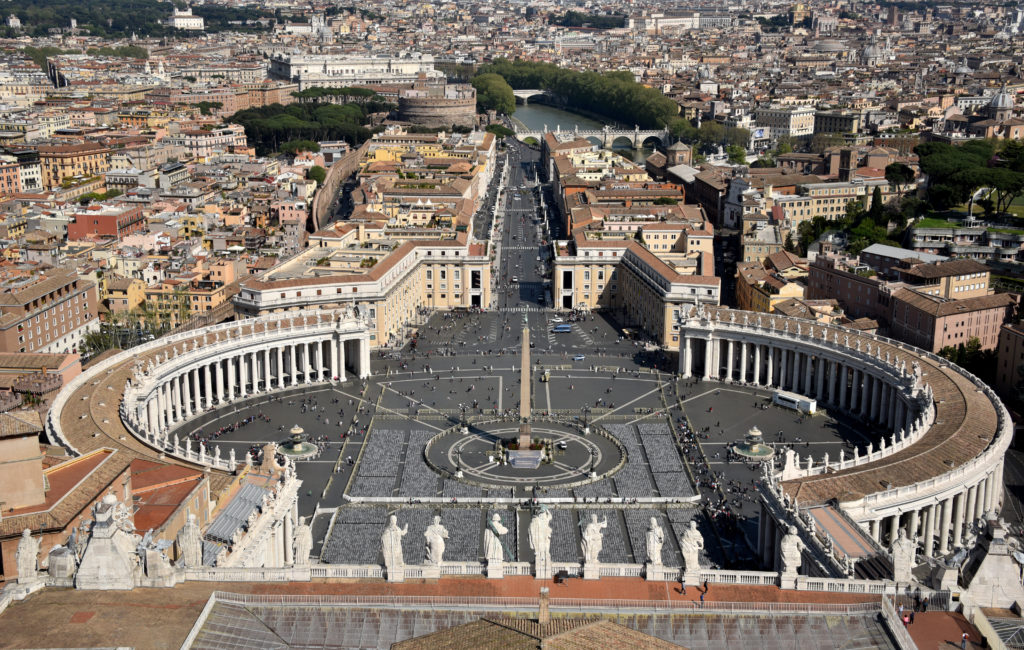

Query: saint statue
<box><xmin>646</xmin><ymin>517</ymin><xmax>665</xmax><ymax>566</ymax></box>
<box><xmin>424</xmin><ymin>515</ymin><xmax>448</xmax><ymax>566</ymax></box>
<box><xmin>16</xmin><ymin>528</ymin><xmax>39</xmax><ymax>583</ymax></box>
<box><xmin>176</xmin><ymin>513</ymin><xmax>203</xmax><ymax>568</ymax></box>
<box><xmin>381</xmin><ymin>514</ymin><xmax>408</xmax><ymax>575</ymax></box>
<box><xmin>293</xmin><ymin>516</ymin><xmax>313</xmax><ymax>566</ymax></box>
<box><xmin>890</xmin><ymin>528</ymin><xmax>915</xmax><ymax>583</ymax></box>
<box><xmin>484</xmin><ymin>513</ymin><xmax>508</xmax><ymax>564</ymax></box>
<box><xmin>680</xmin><ymin>520</ymin><xmax>704</xmax><ymax>572</ymax></box>
<box><xmin>779</xmin><ymin>525</ymin><xmax>805</xmax><ymax>576</ymax></box>
<box><xmin>529</xmin><ymin>507</ymin><xmax>553</xmax><ymax>578</ymax></box>
<box><xmin>581</xmin><ymin>514</ymin><xmax>607</xmax><ymax>565</ymax></box>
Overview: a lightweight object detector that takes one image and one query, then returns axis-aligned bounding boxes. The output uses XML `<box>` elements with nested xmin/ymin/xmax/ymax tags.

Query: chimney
<box><xmin>538</xmin><ymin>587</ymin><xmax>550</xmax><ymax>625</ymax></box>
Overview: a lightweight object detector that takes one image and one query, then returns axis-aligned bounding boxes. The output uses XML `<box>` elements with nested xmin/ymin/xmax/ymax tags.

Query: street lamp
<box><xmin>455</xmin><ymin>449</ymin><xmax>463</xmax><ymax>478</ymax></box>
<box><xmin>581</xmin><ymin>406</ymin><xmax>591</xmax><ymax>435</ymax></box>
<box><xmin>589</xmin><ymin>448</ymin><xmax>597</xmax><ymax>478</ymax></box>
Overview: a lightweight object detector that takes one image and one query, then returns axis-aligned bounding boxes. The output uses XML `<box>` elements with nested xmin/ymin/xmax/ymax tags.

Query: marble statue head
<box><xmin>650</xmin><ymin>516</ymin><xmax>658</xmax><ymax>528</ymax></box>
<box><xmin>433</xmin><ymin>515</ymin><xmax>442</xmax><ymax>525</ymax></box>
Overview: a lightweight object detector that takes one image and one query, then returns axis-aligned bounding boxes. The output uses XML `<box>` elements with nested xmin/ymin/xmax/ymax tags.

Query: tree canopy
<box><xmin>914</xmin><ymin>139</ymin><xmax>1024</xmax><ymax>214</ymax></box>
<box><xmin>471</xmin><ymin>73</ymin><xmax>516</xmax><ymax>115</ymax></box>
<box><xmin>550</xmin><ymin>11</ymin><xmax>626</xmax><ymax>29</ymax></box>
<box><xmin>307</xmin><ymin>165</ymin><xmax>326</xmax><ymax>185</ymax></box>
<box><xmin>229</xmin><ymin>102</ymin><xmax>381</xmax><ymax>156</ymax></box>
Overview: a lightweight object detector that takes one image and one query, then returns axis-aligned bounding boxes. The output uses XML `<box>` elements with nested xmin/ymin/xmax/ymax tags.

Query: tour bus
<box><xmin>552</xmin><ymin>324</ymin><xmax>572</xmax><ymax>333</ymax></box>
<box><xmin>772</xmin><ymin>390</ymin><xmax>817</xmax><ymax>414</ymax></box>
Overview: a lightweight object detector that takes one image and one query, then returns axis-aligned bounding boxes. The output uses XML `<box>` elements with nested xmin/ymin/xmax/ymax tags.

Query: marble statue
<box><xmin>646</xmin><ymin>517</ymin><xmax>665</xmax><ymax>567</ymax></box>
<box><xmin>484</xmin><ymin>513</ymin><xmax>508</xmax><ymax>564</ymax></box>
<box><xmin>680</xmin><ymin>520</ymin><xmax>704</xmax><ymax>574</ymax></box>
<box><xmin>582</xmin><ymin>514</ymin><xmax>608</xmax><ymax>565</ymax></box>
<box><xmin>381</xmin><ymin>514</ymin><xmax>408</xmax><ymax>580</ymax></box>
<box><xmin>779</xmin><ymin>525</ymin><xmax>805</xmax><ymax>576</ymax></box>
<box><xmin>176</xmin><ymin>513</ymin><xmax>203</xmax><ymax>568</ymax></box>
<box><xmin>890</xmin><ymin>528</ymin><xmax>915</xmax><ymax>583</ymax></box>
<box><xmin>424</xmin><ymin>515</ymin><xmax>448</xmax><ymax>566</ymax></box>
<box><xmin>529</xmin><ymin>507</ymin><xmax>553</xmax><ymax>579</ymax></box>
<box><xmin>293</xmin><ymin>516</ymin><xmax>313</xmax><ymax>566</ymax></box>
<box><xmin>16</xmin><ymin>528</ymin><xmax>39</xmax><ymax>583</ymax></box>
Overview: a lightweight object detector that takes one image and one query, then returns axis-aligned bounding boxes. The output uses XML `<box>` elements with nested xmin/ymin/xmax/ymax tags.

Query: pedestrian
<box><xmin>704</xmin><ymin>579</ymin><xmax>709</xmax><ymax>594</ymax></box>
<box><xmin>922</xmin><ymin>597</ymin><xmax>928</xmax><ymax>612</ymax></box>
<box><xmin>909</xmin><ymin>611</ymin><xmax>915</xmax><ymax>625</ymax></box>
<box><xmin>680</xmin><ymin>578</ymin><xmax>686</xmax><ymax>595</ymax></box>
<box><xmin>961</xmin><ymin>632</ymin><xmax>969</xmax><ymax>649</ymax></box>
<box><xmin>699</xmin><ymin>592</ymin><xmax>704</xmax><ymax>605</ymax></box>
<box><xmin>902</xmin><ymin>614</ymin><xmax>909</xmax><ymax>627</ymax></box>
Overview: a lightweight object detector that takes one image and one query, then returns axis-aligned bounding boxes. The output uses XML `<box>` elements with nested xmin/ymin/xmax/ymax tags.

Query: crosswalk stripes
<box><xmin>497</xmin><ymin>306</ymin><xmax>546</xmax><ymax>312</ymax></box>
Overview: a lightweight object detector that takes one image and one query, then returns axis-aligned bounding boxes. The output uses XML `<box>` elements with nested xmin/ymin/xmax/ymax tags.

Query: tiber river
<box><xmin>510</xmin><ymin>103</ymin><xmax>656</xmax><ymax>163</ymax></box>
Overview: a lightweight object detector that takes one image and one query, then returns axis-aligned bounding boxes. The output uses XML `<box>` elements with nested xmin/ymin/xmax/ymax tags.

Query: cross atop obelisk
<box><xmin>518</xmin><ymin>314</ymin><xmax>531</xmax><ymax>448</ymax></box>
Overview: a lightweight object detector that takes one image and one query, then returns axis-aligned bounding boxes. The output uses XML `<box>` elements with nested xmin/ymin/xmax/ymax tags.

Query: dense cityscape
<box><xmin>0</xmin><ymin>0</ymin><xmax>1022</xmax><ymax>647</ymax></box>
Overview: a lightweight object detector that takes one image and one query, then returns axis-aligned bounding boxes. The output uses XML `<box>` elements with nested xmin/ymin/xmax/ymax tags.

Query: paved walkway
<box><xmin>0</xmin><ymin>578</ymin><xmax>882</xmax><ymax>650</ymax></box>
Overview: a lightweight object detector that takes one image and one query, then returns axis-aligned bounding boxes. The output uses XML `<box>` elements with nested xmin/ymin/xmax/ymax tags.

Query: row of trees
<box><xmin>229</xmin><ymin>101</ymin><xmax>389</xmax><ymax>156</ymax></box>
<box><xmin>550</xmin><ymin>11</ymin><xmax>626</xmax><ymax>29</ymax></box>
<box><xmin>291</xmin><ymin>86</ymin><xmax>379</xmax><ymax>103</ymax></box>
<box><xmin>476</xmin><ymin>59</ymin><xmax>680</xmax><ymax>130</ymax></box>
<box><xmin>916</xmin><ymin>139</ymin><xmax>1024</xmax><ymax>215</ymax></box>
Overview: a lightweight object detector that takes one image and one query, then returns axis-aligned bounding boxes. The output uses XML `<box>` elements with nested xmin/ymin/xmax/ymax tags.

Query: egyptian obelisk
<box><xmin>518</xmin><ymin>314</ymin><xmax>531</xmax><ymax>448</ymax></box>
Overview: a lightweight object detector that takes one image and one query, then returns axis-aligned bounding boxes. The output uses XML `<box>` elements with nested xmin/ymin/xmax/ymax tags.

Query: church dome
<box><xmin>990</xmin><ymin>86</ymin><xmax>1015</xmax><ymax>110</ymax></box>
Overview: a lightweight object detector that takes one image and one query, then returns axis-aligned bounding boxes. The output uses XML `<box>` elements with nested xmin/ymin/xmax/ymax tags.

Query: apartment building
<box><xmin>754</xmin><ymin>105</ymin><xmax>815</xmax><ymax>140</ymax></box>
<box><xmin>37</xmin><ymin>142</ymin><xmax>111</xmax><ymax>189</ymax></box>
<box><xmin>0</xmin><ymin>267</ymin><xmax>99</xmax><ymax>354</ymax></box>
<box><xmin>68</xmin><ymin>204</ymin><xmax>146</xmax><ymax>241</ymax></box>
<box><xmin>888</xmin><ymin>289</ymin><xmax>1014</xmax><ymax>353</ymax></box>
<box><xmin>995</xmin><ymin>323</ymin><xmax>1024</xmax><ymax>402</ymax></box>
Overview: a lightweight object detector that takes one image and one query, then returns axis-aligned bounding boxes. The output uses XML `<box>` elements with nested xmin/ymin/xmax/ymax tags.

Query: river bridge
<box><xmin>513</xmin><ymin>123</ymin><xmax>671</xmax><ymax>149</ymax></box>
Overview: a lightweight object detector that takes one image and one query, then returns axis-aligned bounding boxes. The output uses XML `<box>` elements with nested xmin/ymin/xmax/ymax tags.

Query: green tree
<box><xmin>884</xmin><ymin>162</ymin><xmax>915</xmax><ymax>199</ymax></box>
<box><xmin>307</xmin><ymin>165</ymin><xmax>327</xmax><ymax>185</ymax></box>
<box><xmin>868</xmin><ymin>186</ymin><xmax>886</xmax><ymax>225</ymax></box>
<box><xmin>726</xmin><ymin>145</ymin><xmax>746</xmax><ymax>165</ymax></box>
<box><xmin>471</xmin><ymin>73</ymin><xmax>515</xmax><ymax>115</ymax></box>
<box><xmin>783</xmin><ymin>231</ymin><xmax>797</xmax><ymax>253</ymax></box>
<box><xmin>485</xmin><ymin>124</ymin><xmax>515</xmax><ymax>138</ymax></box>
<box><xmin>775</xmin><ymin>137</ymin><xmax>794</xmax><ymax>155</ymax></box>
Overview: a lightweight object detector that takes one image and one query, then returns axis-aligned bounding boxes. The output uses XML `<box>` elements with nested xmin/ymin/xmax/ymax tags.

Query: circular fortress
<box><xmin>397</xmin><ymin>82</ymin><xmax>477</xmax><ymax>129</ymax></box>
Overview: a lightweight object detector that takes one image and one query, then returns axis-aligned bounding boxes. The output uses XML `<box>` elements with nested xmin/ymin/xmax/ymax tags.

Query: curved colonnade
<box><xmin>679</xmin><ymin>305</ymin><xmax>1012</xmax><ymax>559</ymax></box>
<box><xmin>47</xmin><ymin>310</ymin><xmax>372</xmax><ymax>476</ymax></box>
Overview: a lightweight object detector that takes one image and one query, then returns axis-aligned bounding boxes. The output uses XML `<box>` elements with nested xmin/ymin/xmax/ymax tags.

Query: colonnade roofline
<box><xmin>47</xmin><ymin>308</ymin><xmax>373</xmax><ymax>477</ymax></box>
<box><xmin>676</xmin><ymin>304</ymin><xmax>1011</xmax><ymax>522</ymax></box>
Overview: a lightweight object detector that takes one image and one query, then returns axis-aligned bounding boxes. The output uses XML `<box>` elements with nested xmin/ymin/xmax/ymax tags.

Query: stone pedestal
<box><xmin>583</xmin><ymin>562</ymin><xmax>600</xmax><ymax>580</ymax></box>
<box><xmin>645</xmin><ymin>562</ymin><xmax>662</xmax><ymax>581</ymax></box>
<box><xmin>386</xmin><ymin>567</ymin><xmax>405</xmax><ymax>583</ymax></box>
<box><xmin>47</xmin><ymin>548</ymin><xmax>76</xmax><ymax>581</ymax></box>
<box><xmin>421</xmin><ymin>564</ymin><xmax>441</xmax><ymax>580</ymax></box>
<box><xmin>929</xmin><ymin>565</ymin><xmax>957</xmax><ymax>592</ymax></box>
<box><xmin>779</xmin><ymin>570</ymin><xmax>798</xmax><ymax>590</ymax></box>
<box><xmin>535</xmin><ymin>558</ymin><xmax>552</xmax><ymax>581</ymax></box>
<box><xmin>487</xmin><ymin>560</ymin><xmax>504</xmax><ymax>579</ymax></box>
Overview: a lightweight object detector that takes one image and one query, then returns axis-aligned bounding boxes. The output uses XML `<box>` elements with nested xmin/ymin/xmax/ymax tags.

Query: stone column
<box><xmin>766</xmin><ymin>346</ymin><xmax>774</xmax><ymax>387</ymax></box>
<box><xmin>171</xmin><ymin>375</ymin><xmax>181</xmax><ymax>422</ymax></box>
<box><xmin>860</xmin><ymin>374</ymin><xmax>872</xmax><ymax>419</ymax></box>
<box><xmin>922</xmin><ymin>504</ymin><xmax>934</xmax><ymax>557</ymax></box>
<box><xmin>869</xmin><ymin>519</ymin><xmax>879</xmax><ymax>542</ymax></box>
<box><xmin>804</xmin><ymin>353</ymin><xmax>814</xmax><ymax>395</ymax></box>
<box><xmin>816</xmin><ymin>357</ymin><xmax>825</xmax><ymax>400</ymax></box>
<box><xmin>780</xmin><ymin>348</ymin><xmax>788</xmax><ymax>390</ymax></box>
<box><xmin>313</xmin><ymin>341</ymin><xmax>321</xmax><ymax>382</ymax></box>
<box><xmin>993</xmin><ymin>462</ymin><xmax>1004</xmax><ymax>511</ymax></box>
<box><xmin>984</xmin><ymin>473</ymin><xmax>995</xmax><ymax>513</ymax></box>
<box><xmin>850</xmin><ymin>369</ymin><xmax>860</xmax><ymax>413</ymax></box>
<box><xmin>147</xmin><ymin>397</ymin><xmax>157</xmax><ymax>435</ymax></box>
<box><xmin>975</xmin><ymin>479</ymin><xmax>988</xmax><ymax>520</ymax></box>
<box><xmin>828</xmin><ymin>361</ymin><xmax>838</xmax><ymax>405</ymax></box>
<box><xmin>880</xmin><ymin>384</ymin><xmax>891</xmax><ymax>428</ymax></box>
<box><xmin>739</xmin><ymin>341</ymin><xmax>748</xmax><ymax>383</ymax></box>
<box><xmin>952</xmin><ymin>491</ymin><xmax>966</xmax><ymax>548</ymax></box>
<box><xmin>201</xmin><ymin>363</ymin><xmax>210</xmax><ymax>408</ymax></box>
<box><xmin>938</xmin><ymin>497</ymin><xmax>953</xmax><ymax>555</ymax></box>
<box><xmin>726</xmin><ymin>339</ymin><xmax>734</xmax><ymax>382</ymax></box>
<box><xmin>284</xmin><ymin>511</ymin><xmax>294</xmax><ymax>565</ymax></box>
<box><xmin>966</xmin><ymin>484</ymin><xmax>978</xmax><ymax>532</ymax></box>
<box><xmin>870</xmin><ymin>375</ymin><xmax>882</xmax><ymax>422</ymax></box>
<box><xmin>338</xmin><ymin>338</ymin><xmax>347</xmax><ymax>382</ymax></box>
<box><xmin>183</xmin><ymin>369</ymin><xmax>193</xmax><ymax>418</ymax></box>
<box><xmin>240</xmin><ymin>353</ymin><xmax>248</xmax><ymax>398</ymax></box>
<box><xmin>276</xmin><ymin>345</ymin><xmax>284</xmax><ymax>386</ymax></box>
<box><xmin>888</xmin><ymin>514</ymin><xmax>899</xmax><ymax>546</ymax></box>
<box><xmin>908</xmin><ymin>509</ymin><xmax>920</xmax><ymax>539</ymax></box>
<box><xmin>360</xmin><ymin>336</ymin><xmax>371</xmax><ymax>378</ymax></box>
<box><xmin>305</xmin><ymin>342</ymin><xmax>314</xmax><ymax>383</ymax></box>
<box><xmin>839</xmin><ymin>366</ymin><xmax>849</xmax><ymax>410</ymax></box>
<box><xmin>226</xmin><ymin>355</ymin><xmax>235</xmax><ymax>401</ymax></box>
<box><xmin>703</xmin><ymin>337</ymin><xmax>713</xmax><ymax>380</ymax></box>
<box><xmin>291</xmin><ymin>344</ymin><xmax>299</xmax><ymax>385</ymax></box>
<box><xmin>753</xmin><ymin>343</ymin><xmax>761</xmax><ymax>385</ymax></box>
<box><xmin>263</xmin><ymin>349</ymin><xmax>271</xmax><ymax>390</ymax></box>
<box><xmin>682</xmin><ymin>336</ymin><xmax>693</xmax><ymax>378</ymax></box>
